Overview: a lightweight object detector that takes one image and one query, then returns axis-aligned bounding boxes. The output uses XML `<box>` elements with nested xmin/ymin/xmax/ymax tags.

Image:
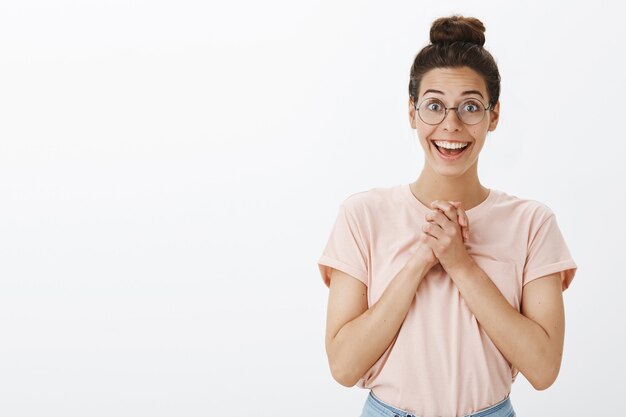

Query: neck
<box><xmin>411</xmin><ymin>164</ymin><xmax>489</xmax><ymax>211</ymax></box>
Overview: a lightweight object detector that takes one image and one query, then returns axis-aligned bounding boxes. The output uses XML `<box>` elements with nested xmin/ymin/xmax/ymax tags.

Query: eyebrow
<box><xmin>422</xmin><ymin>89</ymin><xmax>484</xmax><ymax>99</ymax></box>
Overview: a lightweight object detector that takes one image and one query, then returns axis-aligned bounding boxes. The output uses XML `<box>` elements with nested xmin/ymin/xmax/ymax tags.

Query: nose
<box><xmin>441</xmin><ymin>108</ymin><xmax>463</xmax><ymax>131</ymax></box>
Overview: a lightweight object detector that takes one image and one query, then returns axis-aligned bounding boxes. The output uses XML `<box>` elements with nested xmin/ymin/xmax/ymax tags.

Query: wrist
<box><xmin>448</xmin><ymin>255</ymin><xmax>475</xmax><ymax>280</ymax></box>
<box><xmin>406</xmin><ymin>255</ymin><xmax>431</xmax><ymax>281</ymax></box>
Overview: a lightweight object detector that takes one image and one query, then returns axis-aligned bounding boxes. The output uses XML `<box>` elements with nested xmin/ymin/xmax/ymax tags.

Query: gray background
<box><xmin>0</xmin><ymin>0</ymin><xmax>622</xmax><ymax>416</ymax></box>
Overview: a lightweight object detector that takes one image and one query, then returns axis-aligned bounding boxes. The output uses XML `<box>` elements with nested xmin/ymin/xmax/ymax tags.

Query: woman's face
<box><xmin>408</xmin><ymin>66</ymin><xmax>500</xmax><ymax>178</ymax></box>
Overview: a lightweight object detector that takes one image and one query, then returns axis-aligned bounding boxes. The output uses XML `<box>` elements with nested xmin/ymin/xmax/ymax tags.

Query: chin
<box><xmin>434</xmin><ymin>167</ymin><xmax>468</xmax><ymax>178</ymax></box>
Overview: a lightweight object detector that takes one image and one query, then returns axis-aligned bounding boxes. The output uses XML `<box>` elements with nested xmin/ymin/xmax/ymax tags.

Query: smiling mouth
<box><xmin>430</xmin><ymin>140</ymin><xmax>472</xmax><ymax>158</ymax></box>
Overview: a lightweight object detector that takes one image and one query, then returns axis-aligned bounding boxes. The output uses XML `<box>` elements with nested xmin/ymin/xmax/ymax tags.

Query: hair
<box><xmin>408</xmin><ymin>15</ymin><xmax>501</xmax><ymax>109</ymax></box>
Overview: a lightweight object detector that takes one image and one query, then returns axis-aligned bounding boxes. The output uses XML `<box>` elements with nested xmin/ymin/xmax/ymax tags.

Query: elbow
<box><xmin>529</xmin><ymin>340</ymin><xmax>563</xmax><ymax>391</ymax></box>
<box><xmin>531</xmin><ymin>376</ymin><xmax>553</xmax><ymax>391</ymax></box>
<box><xmin>530</xmin><ymin>362</ymin><xmax>560</xmax><ymax>391</ymax></box>
<box><xmin>531</xmin><ymin>376</ymin><xmax>555</xmax><ymax>391</ymax></box>
<box><xmin>327</xmin><ymin>344</ymin><xmax>360</xmax><ymax>387</ymax></box>
<box><xmin>332</xmin><ymin>372</ymin><xmax>359</xmax><ymax>388</ymax></box>
<box><xmin>326</xmin><ymin>335</ymin><xmax>365</xmax><ymax>387</ymax></box>
<box><xmin>329</xmin><ymin>359</ymin><xmax>359</xmax><ymax>387</ymax></box>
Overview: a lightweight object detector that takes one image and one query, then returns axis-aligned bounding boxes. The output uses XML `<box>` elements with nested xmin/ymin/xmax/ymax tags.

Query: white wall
<box><xmin>0</xmin><ymin>0</ymin><xmax>622</xmax><ymax>416</ymax></box>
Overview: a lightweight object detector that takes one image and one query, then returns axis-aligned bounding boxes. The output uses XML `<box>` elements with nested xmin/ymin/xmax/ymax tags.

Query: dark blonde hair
<box><xmin>408</xmin><ymin>15</ymin><xmax>501</xmax><ymax>109</ymax></box>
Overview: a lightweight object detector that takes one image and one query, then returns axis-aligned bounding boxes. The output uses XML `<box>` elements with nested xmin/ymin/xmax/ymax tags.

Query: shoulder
<box><xmin>340</xmin><ymin>184</ymin><xmax>400</xmax><ymax>218</ymax></box>
<box><xmin>491</xmin><ymin>188</ymin><xmax>555</xmax><ymax>224</ymax></box>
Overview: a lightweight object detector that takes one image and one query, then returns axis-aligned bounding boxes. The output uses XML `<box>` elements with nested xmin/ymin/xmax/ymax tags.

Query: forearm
<box><xmin>449</xmin><ymin>260</ymin><xmax>556</xmax><ymax>389</ymax></box>
<box><xmin>330</xmin><ymin>257</ymin><xmax>429</xmax><ymax>386</ymax></box>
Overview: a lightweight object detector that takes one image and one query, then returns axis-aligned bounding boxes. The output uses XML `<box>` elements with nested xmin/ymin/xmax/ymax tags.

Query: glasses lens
<box><xmin>458</xmin><ymin>99</ymin><xmax>486</xmax><ymax>124</ymax></box>
<box><xmin>418</xmin><ymin>98</ymin><xmax>446</xmax><ymax>124</ymax></box>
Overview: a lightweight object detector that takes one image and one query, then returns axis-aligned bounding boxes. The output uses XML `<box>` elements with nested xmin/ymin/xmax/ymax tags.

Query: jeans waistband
<box><xmin>366</xmin><ymin>391</ymin><xmax>514</xmax><ymax>417</ymax></box>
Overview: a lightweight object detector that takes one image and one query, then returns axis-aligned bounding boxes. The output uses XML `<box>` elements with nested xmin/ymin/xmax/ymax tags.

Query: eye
<box><xmin>426</xmin><ymin>100</ymin><xmax>443</xmax><ymax>111</ymax></box>
<box><xmin>462</xmin><ymin>100</ymin><xmax>482</xmax><ymax>112</ymax></box>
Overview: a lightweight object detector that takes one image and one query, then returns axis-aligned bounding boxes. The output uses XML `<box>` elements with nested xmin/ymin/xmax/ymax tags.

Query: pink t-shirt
<box><xmin>317</xmin><ymin>183</ymin><xmax>578</xmax><ymax>417</ymax></box>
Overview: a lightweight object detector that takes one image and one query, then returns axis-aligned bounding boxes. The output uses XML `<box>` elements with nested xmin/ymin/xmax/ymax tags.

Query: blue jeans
<box><xmin>360</xmin><ymin>391</ymin><xmax>516</xmax><ymax>417</ymax></box>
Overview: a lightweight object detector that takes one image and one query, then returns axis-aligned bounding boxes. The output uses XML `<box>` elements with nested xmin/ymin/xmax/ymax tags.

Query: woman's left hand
<box><xmin>421</xmin><ymin>200</ymin><xmax>474</xmax><ymax>275</ymax></box>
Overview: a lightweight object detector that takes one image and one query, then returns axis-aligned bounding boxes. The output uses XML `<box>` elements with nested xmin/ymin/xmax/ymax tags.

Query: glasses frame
<box><xmin>413</xmin><ymin>96</ymin><xmax>493</xmax><ymax>126</ymax></box>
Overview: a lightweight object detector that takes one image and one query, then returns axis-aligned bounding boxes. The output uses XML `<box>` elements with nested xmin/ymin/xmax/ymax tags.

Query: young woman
<box><xmin>317</xmin><ymin>15</ymin><xmax>578</xmax><ymax>417</ymax></box>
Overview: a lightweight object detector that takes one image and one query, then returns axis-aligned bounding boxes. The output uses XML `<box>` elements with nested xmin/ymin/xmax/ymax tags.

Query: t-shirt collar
<box><xmin>401</xmin><ymin>183</ymin><xmax>499</xmax><ymax>222</ymax></box>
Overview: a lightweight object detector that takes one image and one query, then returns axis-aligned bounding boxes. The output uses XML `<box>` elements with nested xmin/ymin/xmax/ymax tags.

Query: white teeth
<box><xmin>433</xmin><ymin>140</ymin><xmax>469</xmax><ymax>150</ymax></box>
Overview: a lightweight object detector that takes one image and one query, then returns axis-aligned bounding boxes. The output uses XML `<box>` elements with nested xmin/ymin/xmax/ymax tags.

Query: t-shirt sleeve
<box><xmin>317</xmin><ymin>202</ymin><xmax>369</xmax><ymax>288</ymax></box>
<box><xmin>523</xmin><ymin>210</ymin><xmax>578</xmax><ymax>292</ymax></box>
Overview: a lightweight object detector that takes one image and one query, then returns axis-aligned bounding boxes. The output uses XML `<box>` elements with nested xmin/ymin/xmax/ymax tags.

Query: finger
<box><xmin>449</xmin><ymin>202</ymin><xmax>468</xmax><ymax>227</ymax></box>
<box><xmin>449</xmin><ymin>202</ymin><xmax>463</xmax><ymax>226</ymax></box>
<box><xmin>433</xmin><ymin>201</ymin><xmax>468</xmax><ymax>241</ymax></box>
<box><xmin>422</xmin><ymin>219</ymin><xmax>443</xmax><ymax>239</ymax></box>
<box><xmin>430</xmin><ymin>204</ymin><xmax>464</xmax><ymax>239</ymax></box>
<box><xmin>458</xmin><ymin>211</ymin><xmax>469</xmax><ymax>240</ymax></box>
<box><xmin>450</xmin><ymin>201</ymin><xmax>470</xmax><ymax>236</ymax></box>
<box><xmin>425</xmin><ymin>210</ymin><xmax>450</xmax><ymax>229</ymax></box>
<box><xmin>453</xmin><ymin>209</ymin><xmax>469</xmax><ymax>240</ymax></box>
<box><xmin>455</xmin><ymin>223</ymin><xmax>467</xmax><ymax>242</ymax></box>
<box><xmin>422</xmin><ymin>233</ymin><xmax>437</xmax><ymax>250</ymax></box>
<box><xmin>457</xmin><ymin>221</ymin><xmax>468</xmax><ymax>240</ymax></box>
<box><xmin>457</xmin><ymin>209</ymin><xmax>469</xmax><ymax>236</ymax></box>
<box><xmin>427</xmin><ymin>209</ymin><xmax>462</xmax><ymax>241</ymax></box>
<box><xmin>430</xmin><ymin>200</ymin><xmax>458</xmax><ymax>223</ymax></box>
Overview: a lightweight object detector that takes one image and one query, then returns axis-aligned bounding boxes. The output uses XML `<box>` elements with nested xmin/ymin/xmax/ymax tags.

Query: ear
<box><xmin>487</xmin><ymin>100</ymin><xmax>500</xmax><ymax>132</ymax></box>
<box><xmin>408</xmin><ymin>97</ymin><xmax>417</xmax><ymax>129</ymax></box>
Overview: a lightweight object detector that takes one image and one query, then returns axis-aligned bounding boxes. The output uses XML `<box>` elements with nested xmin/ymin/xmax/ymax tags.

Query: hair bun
<box><xmin>430</xmin><ymin>15</ymin><xmax>486</xmax><ymax>47</ymax></box>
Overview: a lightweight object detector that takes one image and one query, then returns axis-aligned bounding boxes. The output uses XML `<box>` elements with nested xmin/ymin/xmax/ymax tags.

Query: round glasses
<box><xmin>413</xmin><ymin>97</ymin><xmax>492</xmax><ymax>125</ymax></box>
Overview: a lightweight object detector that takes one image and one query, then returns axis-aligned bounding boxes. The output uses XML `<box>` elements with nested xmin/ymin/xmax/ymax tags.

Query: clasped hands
<box><xmin>421</xmin><ymin>200</ymin><xmax>475</xmax><ymax>276</ymax></box>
